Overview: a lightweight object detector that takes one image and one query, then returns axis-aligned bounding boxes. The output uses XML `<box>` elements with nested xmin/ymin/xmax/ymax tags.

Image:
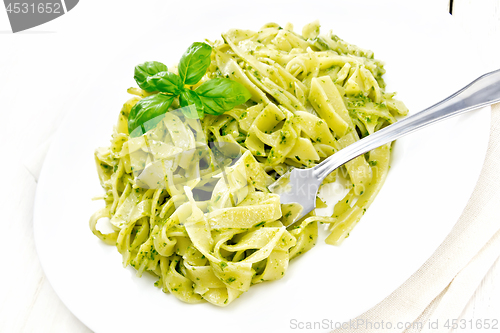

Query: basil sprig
<box><xmin>128</xmin><ymin>42</ymin><xmax>252</xmax><ymax>137</ymax></box>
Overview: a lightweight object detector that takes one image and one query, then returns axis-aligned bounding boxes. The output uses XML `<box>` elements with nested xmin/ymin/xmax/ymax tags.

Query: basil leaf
<box><xmin>147</xmin><ymin>72</ymin><xmax>183</xmax><ymax>95</ymax></box>
<box><xmin>128</xmin><ymin>94</ymin><xmax>174</xmax><ymax>137</ymax></box>
<box><xmin>178</xmin><ymin>42</ymin><xmax>212</xmax><ymax>85</ymax></box>
<box><xmin>134</xmin><ymin>61</ymin><xmax>168</xmax><ymax>92</ymax></box>
<box><xmin>179</xmin><ymin>89</ymin><xmax>204</xmax><ymax>119</ymax></box>
<box><xmin>195</xmin><ymin>78</ymin><xmax>252</xmax><ymax>115</ymax></box>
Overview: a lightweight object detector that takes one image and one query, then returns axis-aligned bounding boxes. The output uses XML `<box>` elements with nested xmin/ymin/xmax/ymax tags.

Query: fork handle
<box><xmin>314</xmin><ymin>69</ymin><xmax>500</xmax><ymax>180</ymax></box>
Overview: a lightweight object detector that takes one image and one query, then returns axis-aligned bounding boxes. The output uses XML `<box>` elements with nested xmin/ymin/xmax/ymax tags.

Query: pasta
<box><xmin>90</xmin><ymin>21</ymin><xmax>407</xmax><ymax>306</ymax></box>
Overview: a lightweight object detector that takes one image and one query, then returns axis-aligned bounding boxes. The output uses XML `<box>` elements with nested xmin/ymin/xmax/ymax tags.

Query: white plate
<box><xmin>34</xmin><ymin>1</ymin><xmax>491</xmax><ymax>332</ymax></box>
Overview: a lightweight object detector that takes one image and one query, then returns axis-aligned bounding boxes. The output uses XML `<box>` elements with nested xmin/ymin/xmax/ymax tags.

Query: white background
<box><xmin>0</xmin><ymin>0</ymin><xmax>499</xmax><ymax>332</ymax></box>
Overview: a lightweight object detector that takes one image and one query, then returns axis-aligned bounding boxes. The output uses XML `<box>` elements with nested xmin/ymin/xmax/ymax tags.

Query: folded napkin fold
<box><xmin>332</xmin><ymin>104</ymin><xmax>500</xmax><ymax>333</ymax></box>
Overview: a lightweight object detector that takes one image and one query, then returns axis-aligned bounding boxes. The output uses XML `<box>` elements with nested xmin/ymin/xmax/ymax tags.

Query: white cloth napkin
<box><xmin>332</xmin><ymin>104</ymin><xmax>500</xmax><ymax>333</ymax></box>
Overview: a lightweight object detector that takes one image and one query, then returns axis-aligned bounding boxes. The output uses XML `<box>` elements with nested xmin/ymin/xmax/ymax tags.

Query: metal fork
<box><xmin>269</xmin><ymin>69</ymin><xmax>500</xmax><ymax>222</ymax></box>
